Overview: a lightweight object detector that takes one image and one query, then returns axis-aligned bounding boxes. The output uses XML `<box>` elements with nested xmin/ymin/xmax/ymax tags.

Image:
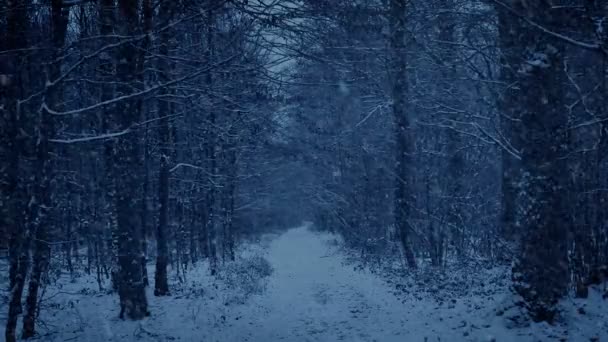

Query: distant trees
<box><xmin>284</xmin><ymin>0</ymin><xmax>500</xmax><ymax>266</ymax></box>
<box><xmin>283</xmin><ymin>0</ymin><xmax>608</xmax><ymax>324</ymax></box>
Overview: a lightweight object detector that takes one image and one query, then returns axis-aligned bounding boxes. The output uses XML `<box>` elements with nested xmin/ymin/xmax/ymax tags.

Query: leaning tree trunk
<box><xmin>389</xmin><ymin>0</ymin><xmax>416</xmax><ymax>269</ymax></box>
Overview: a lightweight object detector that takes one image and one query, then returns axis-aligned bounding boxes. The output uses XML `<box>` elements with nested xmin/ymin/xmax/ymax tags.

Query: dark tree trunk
<box><xmin>197</xmin><ymin>196</ymin><xmax>210</xmax><ymax>259</ymax></box>
<box><xmin>190</xmin><ymin>204</ymin><xmax>199</xmax><ymax>264</ymax></box>
<box><xmin>508</xmin><ymin>3</ymin><xmax>570</xmax><ymax>323</ymax></box>
<box><xmin>221</xmin><ymin>133</ymin><xmax>237</xmax><ymax>262</ymax></box>
<box><xmin>3</xmin><ymin>1</ymin><xmax>30</xmax><ymax>341</ymax></box>
<box><xmin>495</xmin><ymin>4</ymin><xmax>524</xmax><ymax>242</ymax></box>
<box><xmin>98</xmin><ymin>0</ymin><xmax>120</xmax><ymax>292</ymax></box>
<box><xmin>113</xmin><ymin>0</ymin><xmax>149</xmax><ymax>320</ymax></box>
<box><xmin>65</xmin><ymin>218</ymin><xmax>74</xmax><ymax>276</ymax></box>
<box><xmin>138</xmin><ymin>0</ymin><xmax>153</xmax><ymax>289</ymax></box>
<box><xmin>140</xmin><ymin>147</ymin><xmax>150</xmax><ymax>288</ymax></box>
<box><xmin>206</xmin><ymin>7</ymin><xmax>219</xmax><ymax>275</ymax></box>
<box><xmin>389</xmin><ymin>0</ymin><xmax>416</xmax><ymax>269</ymax></box>
<box><xmin>154</xmin><ymin>0</ymin><xmax>173</xmax><ymax>295</ymax></box>
<box><xmin>22</xmin><ymin>1</ymin><xmax>68</xmax><ymax>337</ymax></box>
<box><xmin>5</xmin><ymin>242</ymin><xmax>29</xmax><ymax>342</ymax></box>
<box><xmin>437</xmin><ymin>0</ymin><xmax>464</xmax><ymax>258</ymax></box>
<box><xmin>22</xmin><ymin>227</ymin><xmax>50</xmax><ymax>338</ymax></box>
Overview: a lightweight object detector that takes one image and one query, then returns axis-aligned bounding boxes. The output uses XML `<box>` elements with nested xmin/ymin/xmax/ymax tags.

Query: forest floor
<box><xmin>2</xmin><ymin>225</ymin><xmax>608</xmax><ymax>341</ymax></box>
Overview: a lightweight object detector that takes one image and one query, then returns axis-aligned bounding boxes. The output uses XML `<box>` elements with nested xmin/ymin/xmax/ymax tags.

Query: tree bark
<box><xmin>3</xmin><ymin>1</ymin><xmax>30</xmax><ymax>341</ymax></box>
<box><xmin>495</xmin><ymin>3</ymin><xmax>524</xmax><ymax>242</ymax></box>
<box><xmin>113</xmin><ymin>0</ymin><xmax>149</xmax><ymax>320</ymax></box>
<box><xmin>206</xmin><ymin>7</ymin><xmax>219</xmax><ymax>275</ymax></box>
<box><xmin>154</xmin><ymin>0</ymin><xmax>174</xmax><ymax>296</ymax></box>
<box><xmin>508</xmin><ymin>3</ymin><xmax>570</xmax><ymax>323</ymax></box>
<box><xmin>389</xmin><ymin>0</ymin><xmax>416</xmax><ymax>269</ymax></box>
<box><xmin>97</xmin><ymin>0</ymin><xmax>121</xmax><ymax>292</ymax></box>
<box><xmin>22</xmin><ymin>0</ymin><xmax>69</xmax><ymax>337</ymax></box>
<box><xmin>438</xmin><ymin>0</ymin><xmax>464</xmax><ymax>258</ymax></box>
<box><xmin>138</xmin><ymin>0</ymin><xmax>154</xmax><ymax>288</ymax></box>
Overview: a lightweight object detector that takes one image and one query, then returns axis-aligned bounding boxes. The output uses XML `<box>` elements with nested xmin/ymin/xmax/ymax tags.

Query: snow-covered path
<box><xmin>210</xmin><ymin>225</ymin><xmax>495</xmax><ymax>342</ymax></box>
<box><xmin>227</xmin><ymin>225</ymin><xmax>411</xmax><ymax>342</ymax></box>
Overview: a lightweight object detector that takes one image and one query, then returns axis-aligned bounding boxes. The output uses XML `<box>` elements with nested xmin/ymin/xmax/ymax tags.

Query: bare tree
<box><xmin>112</xmin><ymin>0</ymin><xmax>150</xmax><ymax>320</ymax></box>
<box><xmin>154</xmin><ymin>0</ymin><xmax>175</xmax><ymax>297</ymax></box>
<box><xmin>390</xmin><ymin>0</ymin><xmax>417</xmax><ymax>269</ymax></box>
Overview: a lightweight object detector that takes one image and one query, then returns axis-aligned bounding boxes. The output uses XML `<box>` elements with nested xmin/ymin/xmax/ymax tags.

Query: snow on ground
<box><xmin>2</xmin><ymin>225</ymin><xmax>608</xmax><ymax>341</ymax></box>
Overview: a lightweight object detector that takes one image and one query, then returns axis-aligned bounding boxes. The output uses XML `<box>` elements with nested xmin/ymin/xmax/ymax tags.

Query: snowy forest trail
<box><xmin>212</xmin><ymin>225</ymin><xmax>501</xmax><ymax>342</ymax></box>
<box><xmin>232</xmin><ymin>225</ymin><xmax>412</xmax><ymax>341</ymax></box>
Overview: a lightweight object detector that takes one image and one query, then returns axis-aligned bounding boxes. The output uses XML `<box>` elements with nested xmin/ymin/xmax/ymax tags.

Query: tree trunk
<box><xmin>206</xmin><ymin>7</ymin><xmax>219</xmax><ymax>275</ymax></box>
<box><xmin>154</xmin><ymin>0</ymin><xmax>174</xmax><ymax>295</ymax></box>
<box><xmin>138</xmin><ymin>0</ymin><xmax>153</xmax><ymax>289</ymax></box>
<box><xmin>113</xmin><ymin>0</ymin><xmax>149</xmax><ymax>320</ymax></box>
<box><xmin>97</xmin><ymin>0</ymin><xmax>121</xmax><ymax>292</ymax></box>
<box><xmin>222</xmin><ymin>134</ymin><xmax>237</xmax><ymax>262</ymax></box>
<box><xmin>3</xmin><ymin>1</ymin><xmax>30</xmax><ymax>341</ymax></box>
<box><xmin>22</xmin><ymin>227</ymin><xmax>50</xmax><ymax>339</ymax></box>
<box><xmin>22</xmin><ymin>0</ymin><xmax>68</xmax><ymax>337</ymax></box>
<box><xmin>508</xmin><ymin>3</ymin><xmax>570</xmax><ymax>323</ymax></box>
<box><xmin>495</xmin><ymin>3</ymin><xmax>524</xmax><ymax>242</ymax></box>
<box><xmin>389</xmin><ymin>0</ymin><xmax>416</xmax><ymax>269</ymax></box>
<box><xmin>437</xmin><ymin>0</ymin><xmax>464</xmax><ymax>258</ymax></box>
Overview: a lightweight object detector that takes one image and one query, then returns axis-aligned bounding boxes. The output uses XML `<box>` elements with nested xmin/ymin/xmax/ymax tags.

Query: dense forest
<box><xmin>2</xmin><ymin>0</ymin><xmax>608</xmax><ymax>341</ymax></box>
